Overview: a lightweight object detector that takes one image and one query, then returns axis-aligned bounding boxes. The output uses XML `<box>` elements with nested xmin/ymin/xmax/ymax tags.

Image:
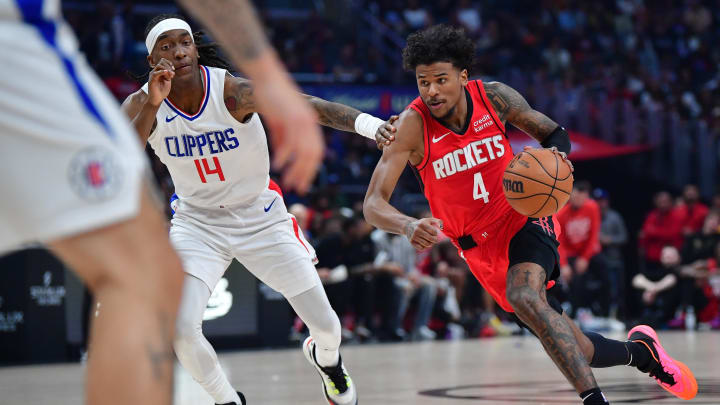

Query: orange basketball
<box><xmin>502</xmin><ymin>148</ymin><xmax>573</xmax><ymax>218</ymax></box>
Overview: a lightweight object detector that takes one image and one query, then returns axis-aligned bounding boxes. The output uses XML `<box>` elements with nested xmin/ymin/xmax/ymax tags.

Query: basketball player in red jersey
<box><xmin>364</xmin><ymin>25</ymin><xmax>697</xmax><ymax>404</ymax></box>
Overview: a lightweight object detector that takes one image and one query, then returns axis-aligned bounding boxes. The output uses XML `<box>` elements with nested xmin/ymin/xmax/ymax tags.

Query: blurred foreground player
<box><xmin>0</xmin><ymin>1</ymin><xmax>183</xmax><ymax>404</ymax></box>
<box><xmin>1</xmin><ymin>0</ymin><xmax>333</xmax><ymax>404</ymax></box>
<box><xmin>364</xmin><ymin>25</ymin><xmax>697</xmax><ymax>404</ymax></box>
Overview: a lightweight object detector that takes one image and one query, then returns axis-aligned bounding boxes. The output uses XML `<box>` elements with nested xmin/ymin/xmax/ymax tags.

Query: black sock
<box><xmin>585</xmin><ymin>332</ymin><xmax>652</xmax><ymax>370</ymax></box>
<box><xmin>625</xmin><ymin>340</ymin><xmax>652</xmax><ymax>371</ymax></box>
<box><xmin>585</xmin><ymin>332</ymin><xmax>630</xmax><ymax>368</ymax></box>
<box><xmin>580</xmin><ymin>387</ymin><xmax>609</xmax><ymax>404</ymax></box>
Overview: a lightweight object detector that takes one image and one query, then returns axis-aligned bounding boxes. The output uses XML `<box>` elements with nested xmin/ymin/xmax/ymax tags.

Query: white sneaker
<box><xmin>303</xmin><ymin>337</ymin><xmax>358</xmax><ymax>405</ymax></box>
<box><xmin>411</xmin><ymin>326</ymin><xmax>436</xmax><ymax>341</ymax></box>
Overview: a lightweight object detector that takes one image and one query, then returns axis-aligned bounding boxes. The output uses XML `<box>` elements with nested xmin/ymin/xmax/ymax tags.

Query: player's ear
<box><xmin>459</xmin><ymin>69</ymin><xmax>469</xmax><ymax>86</ymax></box>
<box><xmin>146</xmin><ymin>54</ymin><xmax>154</xmax><ymax>68</ymax></box>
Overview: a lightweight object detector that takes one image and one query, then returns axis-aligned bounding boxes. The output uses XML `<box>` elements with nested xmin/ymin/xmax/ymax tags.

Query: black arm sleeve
<box><xmin>540</xmin><ymin>126</ymin><xmax>571</xmax><ymax>154</ymax></box>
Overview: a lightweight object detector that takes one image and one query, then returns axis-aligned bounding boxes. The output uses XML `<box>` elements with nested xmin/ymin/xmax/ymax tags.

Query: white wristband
<box><xmin>354</xmin><ymin>113</ymin><xmax>385</xmax><ymax>140</ymax></box>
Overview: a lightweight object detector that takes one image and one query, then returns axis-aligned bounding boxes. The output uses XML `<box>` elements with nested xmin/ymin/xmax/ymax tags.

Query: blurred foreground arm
<box><xmin>177</xmin><ymin>0</ymin><xmax>323</xmax><ymax>194</ymax></box>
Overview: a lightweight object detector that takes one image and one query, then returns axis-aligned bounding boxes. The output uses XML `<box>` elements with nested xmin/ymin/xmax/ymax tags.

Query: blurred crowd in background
<box><xmin>59</xmin><ymin>0</ymin><xmax>720</xmax><ymax>341</ymax></box>
<box><xmin>67</xmin><ymin>0</ymin><xmax>720</xmax><ymax>129</ymax></box>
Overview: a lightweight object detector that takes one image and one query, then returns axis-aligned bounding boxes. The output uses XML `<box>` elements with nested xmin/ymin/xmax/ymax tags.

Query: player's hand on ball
<box><xmin>376</xmin><ymin>115</ymin><xmax>399</xmax><ymax>150</ymax></box>
<box><xmin>404</xmin><ymin>217</ymin><xmax>443</xmax><ymax>251</ymax></box>
<box><xmin>524</xmin><ymin>145</ymin><xmax>574</xmax><ymax>172</ymax></box>
<box><xmin>147</xmin><ymin>58</ymin><xmax>175</xmax><ymax>107</ymax></box>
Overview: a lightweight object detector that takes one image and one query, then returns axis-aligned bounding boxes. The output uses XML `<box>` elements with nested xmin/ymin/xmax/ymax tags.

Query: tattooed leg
<box><xmin>146</xmin><ymin>311</ymin><xmax>176</xmax><ymax>382</ymax></box>
<box><xmin>506</xmin><ymin>263</ymin><xmax>598</xmax><ymax>393</ymax></box>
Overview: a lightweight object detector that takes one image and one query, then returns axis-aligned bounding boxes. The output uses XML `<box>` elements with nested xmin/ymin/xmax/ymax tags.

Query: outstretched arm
<box><xmin>303</xmin><ymin>95</ymin><xmax>362</xmax><ymax>133</ymax></box>
<box><xmin>223</xmin><ymin>75</ymin><xmax>394</xmax><ymax>141</ymax></box>
<box><xmin>363</xmin><ymin>109</ymin><xmax>442</xmax><ymax>251</ymax></box>
<box><xmin>177</xmin><ymin>0</ymin><xmax>321</xmax><ymax>194</ymax></box>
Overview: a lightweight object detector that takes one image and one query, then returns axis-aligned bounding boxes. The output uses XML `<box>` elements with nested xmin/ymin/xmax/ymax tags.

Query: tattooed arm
<box><xmin>224</xmin><ymin>74</ymin><xmax>392</xmax><ymax>136</ymax></box>
<box><xmin>303</xmin><ymin>95</ymin><xmax>359</xmax><ymax>132</ymax></box>
<box><xmin>483</xmin><ymin>81</ymin><xmax>559</xmax><ymax>143</ymax></box>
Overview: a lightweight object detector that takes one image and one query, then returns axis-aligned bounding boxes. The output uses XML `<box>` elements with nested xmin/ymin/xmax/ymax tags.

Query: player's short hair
<box><xmin>402</xmin><ymin>24</ymin><xmax>475</xmax><ymax>72</ymax></box>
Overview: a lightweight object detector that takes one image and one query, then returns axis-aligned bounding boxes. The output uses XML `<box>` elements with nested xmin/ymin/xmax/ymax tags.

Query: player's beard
<box><xmin>435</xmin><ymin>103</ymin><xmax>456</xmax><ymax>121</ymax></box>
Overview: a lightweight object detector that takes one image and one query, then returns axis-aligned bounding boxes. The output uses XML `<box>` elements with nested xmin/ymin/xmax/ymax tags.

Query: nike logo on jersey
<box><xmin>264</xmin><ymin>197</ymin><xmax>278</xmax><ymax>212</ymax></box>
<box><xmin>432</xmin><ymin>132</ymin><xmax>451</xmax><ymax>143</ymax></box>
<box><xmin>166</xmin><ymin>114</ymin><xmax>179</xmax><ymax>122</ymax></box>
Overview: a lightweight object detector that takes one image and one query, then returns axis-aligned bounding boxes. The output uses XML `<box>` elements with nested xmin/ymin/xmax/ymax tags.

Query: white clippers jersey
<box><xmin>144</xmin><ymin>66</ymin><xmax>270</xmax><ymax>207</ymax></box>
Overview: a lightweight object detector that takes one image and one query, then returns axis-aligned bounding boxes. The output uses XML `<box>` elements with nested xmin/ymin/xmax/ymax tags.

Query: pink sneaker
<box><xmin>627</xmin><ymin>325</ymin><xmax>698</xmax><ymax>400</ymax></box>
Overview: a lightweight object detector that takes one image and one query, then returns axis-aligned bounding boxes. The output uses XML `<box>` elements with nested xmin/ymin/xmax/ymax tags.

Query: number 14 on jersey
<box><xmin>194</xmin><ymin>157</ymin><xmax>225</xmax><ymax>183</ymax></box>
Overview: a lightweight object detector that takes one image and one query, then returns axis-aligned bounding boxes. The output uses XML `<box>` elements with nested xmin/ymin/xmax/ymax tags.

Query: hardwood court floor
<box><xmin>1</xmin><ymin>331</ymin><xmax>718</xmax><ymax>404</ymax></box>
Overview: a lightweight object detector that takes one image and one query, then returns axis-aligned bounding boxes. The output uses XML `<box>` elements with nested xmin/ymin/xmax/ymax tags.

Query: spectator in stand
<box><xmin>675</xmin><ymin>184</ymin><xmax>709</xmax><ymax>236</ymax></box>
<box><xmin>332</xmin><ymin>44</ymin><xmax>363</xmax><ymax>83</ymax></box>
<box><xmin>632</xmin><ymin>246</ymin><xmax>680</xmax><ymax>328</ymax></box>
<box><xmin>711</xmin><ymin>193</ymin><xmax>720</xmax><ymax>213</ymax></box>
<box><xmin>418</xmin><ymin>236</ymin><xmax>468</xmax><ymax>339</ymax></box>
<box><xmin>594</xmin><ymin>188</ymin><xmax>628</xmax><ymax>318</ymax></box>
<box><xmin>344</xmin><ymin>215</ymin><xmax>404</xmax><ymax>341</ymax></box>
<box><xmin>682</xmin><ymin>210</ymin><xmax>720</xmax><ymax>264</ymax></box>
<box><xmin>639</xmin><ymin>191</ymin><xmax>684</xmax><ymax>272</ymax></box>
<box><xmin>542</xmin><ymin>38</ymin><xmax>572</xmax><ymax>77</ymax></box>
<box><xmin>556</xmin><ymin>180</ymin><xmax>605</xmax><ymax>317</ymax></box>
<box><xmin>371</xmin><ymin>229</ymin><xmax>437</xmax><ymax>341</ymax></box>
<box><xmin>402</xmin><ymin>0</ymin><xmax>432</xmax><ymax>30</ymax></box>
<box><xmin>453</xmin><ymin>0</ymin><xmax>481</xmax><ymax>36</ymax></box>
<box><xmin>310</xmin><ymin>216</ymin><xmax>354</xmax><ymax>339</ymax></box>
<box><xmin>683</xmin><ymin>0</ymin><xmax>713</xmax><ymax>34</ymax></box>
<box><xmin>673</xmin><ymin>212</ymin><xmax>720</xmax><ymax>328</ymax></box>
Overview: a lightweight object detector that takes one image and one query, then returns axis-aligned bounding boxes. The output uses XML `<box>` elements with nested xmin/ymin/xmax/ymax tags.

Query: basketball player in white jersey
<box><xmin>1</xmin><ymin>1</ymin><xmax>346</xmax><ymax>404</ymax></box>
<box><xmin>121</xmin><ymin>15</ymin><xmax>394</xmax><ymax>405</ymax></box>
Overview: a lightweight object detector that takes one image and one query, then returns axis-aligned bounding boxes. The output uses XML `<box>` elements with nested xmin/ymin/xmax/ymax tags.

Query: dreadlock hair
<box><xmin>130</xmin><ymin>14</ymin><xmax>233</xmax><ymax>82</ymax></box>
<box><xmin>402</xmin><ymin>24</ymin><xmax>475</xmax><ymax>73</ymax></box>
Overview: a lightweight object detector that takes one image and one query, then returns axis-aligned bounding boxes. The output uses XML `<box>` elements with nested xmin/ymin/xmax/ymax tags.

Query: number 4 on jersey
<box><xmin>194</xmin><ymin>157</ymin><xmax>225</xmax><ymax>183</ymax></box>
<box><xmin>473</xmin><ymin>172</ymin><xmax>489</xmax><ymax>203</ymax></box>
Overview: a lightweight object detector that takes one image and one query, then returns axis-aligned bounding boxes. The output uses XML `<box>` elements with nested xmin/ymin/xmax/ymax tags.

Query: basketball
<box><xmin>502</xmin><ymin>148</ymin><xmax>574</xmax><ymax>218</ymax></box>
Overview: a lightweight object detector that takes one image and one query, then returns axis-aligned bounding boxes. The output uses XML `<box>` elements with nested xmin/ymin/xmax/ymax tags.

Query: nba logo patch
<box><xmin>68</xmin><ymin>147</ymin><xmax>123</xmax><ymax>201</ymax></box>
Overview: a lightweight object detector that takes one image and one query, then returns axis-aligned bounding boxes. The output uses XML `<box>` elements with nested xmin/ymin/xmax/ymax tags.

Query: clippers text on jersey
<box><xmin>164</xmin><ymin>128</ymin><xmax>239</xmax><ymax>157</ymax></box>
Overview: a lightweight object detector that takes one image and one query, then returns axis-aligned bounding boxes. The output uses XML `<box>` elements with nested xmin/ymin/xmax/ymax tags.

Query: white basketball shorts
<box><xmin>0</xmin><ymin>16</ymin><xmax>146</xmax><ymax>253</ymax></box>
<box><xmin>170</xmin><ymin>183</ymin><xmax>320</xmax><ymax>298</ymax></box>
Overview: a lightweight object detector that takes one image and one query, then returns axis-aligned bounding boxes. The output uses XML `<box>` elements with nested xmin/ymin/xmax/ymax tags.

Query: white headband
<box><xmin>145</xmin><ymin>18</ymin><xmax>194</xmax><ymax>54</ymax></box>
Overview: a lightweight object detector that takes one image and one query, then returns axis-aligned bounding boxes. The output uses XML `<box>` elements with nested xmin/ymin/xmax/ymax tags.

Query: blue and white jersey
<box><xmin>1</xmin><ymin>0</ymin><xmax>147</xmax><ymax>251</ymax></box>
<box><xmin>143</xmin><ymin>66</ymin><xmax>271</xmax><ymax>208</ymax></box>
<box><xmin>2</xmin><ymin>0</ymin><xmax>62</xmax><ymax>22</ymax></box>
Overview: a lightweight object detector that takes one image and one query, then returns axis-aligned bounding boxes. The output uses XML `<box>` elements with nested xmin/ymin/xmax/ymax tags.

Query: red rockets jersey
<box><xmin>410</xmin><ymin>80</ymin><xmax>523</xmax><ymax>240</ymax></box>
